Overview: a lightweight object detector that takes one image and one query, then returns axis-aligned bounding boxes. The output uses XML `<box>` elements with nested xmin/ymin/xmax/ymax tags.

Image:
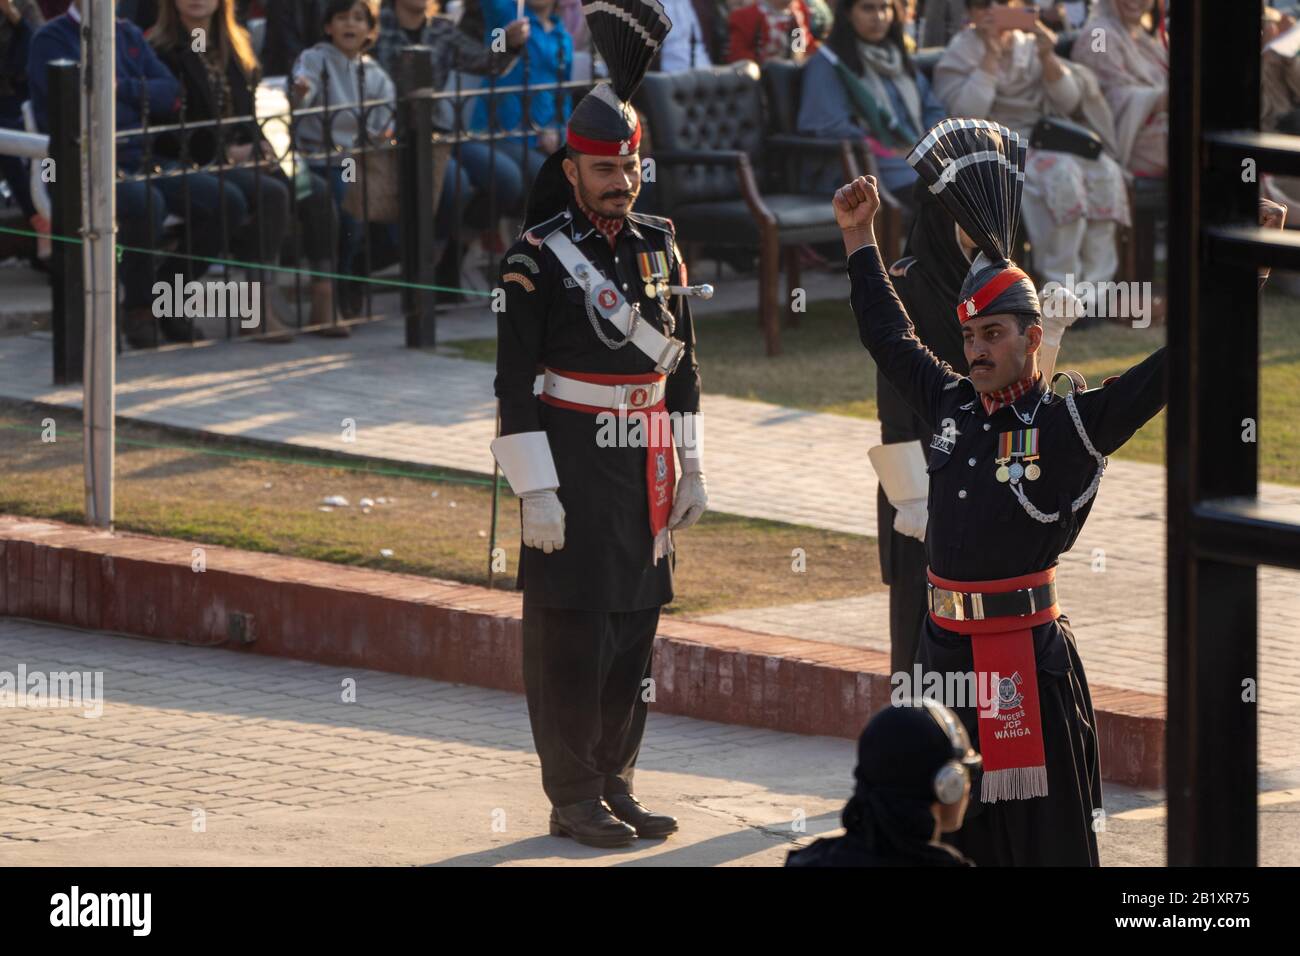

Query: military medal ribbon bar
<box><xmin>997</xmin><ymin>428</ymin><xmax>1041</xmax><ymax>483</ymax></box>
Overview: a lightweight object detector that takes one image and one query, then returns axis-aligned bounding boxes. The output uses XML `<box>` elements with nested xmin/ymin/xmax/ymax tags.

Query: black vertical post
<box><xmin>48</xmin><ymin>60</ymin><xmax>83</xmax><ymax>385</ymax></box>
<box><xmin>398</xmin><ymin>47</ymin><xmax>437</xmax><ymax>348</ymax></box>
<box><xmin>1166</xmin><ymin>0</ymin><xmax>1260</xmax><ymax>867</ymax></box>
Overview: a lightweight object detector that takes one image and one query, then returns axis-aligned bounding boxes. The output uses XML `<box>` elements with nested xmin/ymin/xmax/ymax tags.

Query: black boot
<box><xmin>548</xmin><ymin>799</ymin><xmax>637</xmax><ymax>848</ymax></box>
<box><xmin>606</xmin><ymin>794</ymin><xmax>678</xmax><ymax>838</ymax></box>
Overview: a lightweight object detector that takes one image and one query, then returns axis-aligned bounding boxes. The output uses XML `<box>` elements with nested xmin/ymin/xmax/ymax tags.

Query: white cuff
<box><xmin>673</xmin><ymin>412</ymin><xmax>704</xmax><ymax>471</ymax></box>
<box><xmin>491</xmin><ymin>431</ymin><xmax>559</xmax><ymax>495</ymax></box>
<box><xmin>868</xmin><ymin>441</ymin><xmax>929</xmax><ymax>505</ymax></box>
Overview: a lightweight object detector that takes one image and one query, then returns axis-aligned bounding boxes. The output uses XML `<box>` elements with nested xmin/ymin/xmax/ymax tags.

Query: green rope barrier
<box><xmin>0</xmin><ymin>223</ymin><xmax>494</xmax><ymax>297</ymax></box>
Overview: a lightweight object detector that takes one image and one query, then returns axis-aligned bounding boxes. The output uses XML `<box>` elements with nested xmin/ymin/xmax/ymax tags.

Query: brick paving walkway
<box><xmin>2</xmin><ymin>618</ymin><xmax>1206</xmax><ymax>865</ymax></box>
<box><xmin>2</xmin><ymin>304</ymin><xmax>1298</xmax><ymax>781</ymax></box>
<box><xmin>0</xmin><ymin>618</ymin><xmax>844</xmax><ymax>864</ymax></box>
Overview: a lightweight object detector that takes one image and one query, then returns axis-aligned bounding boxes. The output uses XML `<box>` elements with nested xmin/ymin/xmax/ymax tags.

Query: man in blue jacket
<box><xmin>29</xmin><ymin>0</ymin><xmax>245</xmax><ymax>347</ymax></box>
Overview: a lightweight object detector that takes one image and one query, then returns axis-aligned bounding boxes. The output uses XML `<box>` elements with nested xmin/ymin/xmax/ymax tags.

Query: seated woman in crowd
<box><xmin>291</xmin><ymin>0</ymin><xmax>397</xmax><ymax>331</ymax></box>
<box><xmin>1070</xmin><ymin>0</ymin><xmax>1167</xmax><ymax>178</ymax></box>
<box><xmin>934</xmin><ymin>0</ymin><xmax>1129</xmax><ymax>286</ymax></box>
<box><xmin>798</xmin><ymin>0</ymin><xmax>945</xmax><ymax>205</ymax></box>
<box><xmin>727</xmin><ymin>0</ymin><xmax>824</xmax><ymax>65</ymax></box>
<box><xmin>151</xmin><ymin>0</ymin><xmax>343</xmax><ymax>341</ymax></box>
<box><xmin>374</xmin><ymin>0</ymin><xmax>528</xmax><ymax>293</ymax></box>
<box><xmin>465</xmin><ymin>0</ymin><xmax>572</xmax><ymax>225</ymax></box>
<box><xmin>30</xmin><ymin>1</ymin><xmax>247</xmax><ymax>349</ymax></box>
<box><xmin>1</xmin><ymin>0</ymin><xmax>46</xmax><ymax>266</ymax></box>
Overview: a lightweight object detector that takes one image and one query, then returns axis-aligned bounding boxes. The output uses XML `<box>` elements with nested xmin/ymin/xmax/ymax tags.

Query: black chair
<box><xmin>1121</xmin><ymin>176</ymin><xmax>1167</xmax><ymax>285</ymax></box>
<box><xmin>635</xmin><ymin>62</ymin><xmax>857</xmax><ymax>356</ymax></box>
<box><xmin>761</xmin><ymin>59</ymin><xmax>908</xmax><ymax>274</ymax></box>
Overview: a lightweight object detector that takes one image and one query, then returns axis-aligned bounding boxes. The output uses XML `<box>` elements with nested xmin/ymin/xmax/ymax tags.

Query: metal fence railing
<box><xmin>38</xmin><ymin>42</ymin><xmax>609</xmax><ymax>382</ymax></box>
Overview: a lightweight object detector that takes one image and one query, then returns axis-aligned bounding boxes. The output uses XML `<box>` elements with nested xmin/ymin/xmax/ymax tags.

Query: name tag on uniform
<box><xmin>563</xmin><ymin>277</ymin><xmax>579</xmax><ymax>289</ymax></box>
<box><xmin>929</xmin><ymin>434</ymin><xmax>955</xmax><ymax>454</ymax></box>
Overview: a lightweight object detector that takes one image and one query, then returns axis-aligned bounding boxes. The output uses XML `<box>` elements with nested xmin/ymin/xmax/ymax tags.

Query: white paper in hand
<box><xmin>1267</xmin><ymin>22</ymin><xmax>1300</xmax><ymax>58</ymax></box>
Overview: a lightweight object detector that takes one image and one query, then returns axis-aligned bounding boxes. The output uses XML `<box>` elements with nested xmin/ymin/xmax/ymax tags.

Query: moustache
<box><xmin>601</xmin><ymin>191</ymin><xmax>634</xmax><ymax>200</ymax></box>
<box><xmin>971</xmin><ymin>360</ymin><xmax>994</xmax><ymax>369</ymax></box>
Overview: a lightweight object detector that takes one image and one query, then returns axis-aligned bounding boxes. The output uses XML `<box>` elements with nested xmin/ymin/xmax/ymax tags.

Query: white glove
<box><xmin>521</xmin><ymin>489</ymin><xmax>565</xmax><ymax>553</ymax></box>
<box><xmin>668</xmin><ymin>412</ymin><xmax>707</xmax><ymax>531</ymax></box>
<box><xmin>1041</xmin><ymin>285</ymin><xmax>1082</xmax><ymax>348</ymax></box>
<box><xmin>668</xmin><ymin>471</ymin><xmax>708</xmax><ymax>531</ymax></box>
<box><xmin>893</xmin><ymin>499</ymin><xmax>928</xmax><ymax>542</ymax></box>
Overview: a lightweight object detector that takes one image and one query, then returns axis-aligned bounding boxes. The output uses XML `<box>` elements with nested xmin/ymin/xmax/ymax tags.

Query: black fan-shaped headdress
<box><xmin>566</xmin><ymin>0</ymin><xmax>672</xmax><ymax>154</ymax></box>
<box><xmin>522</xmin><ymin>0</ymin><xmax>672</xmax><ymax>228</ymax></box>
<box><xmin>907</xmin><ymin>119</ymin><xmax>1039</xmax><ymax>323</ymax></box>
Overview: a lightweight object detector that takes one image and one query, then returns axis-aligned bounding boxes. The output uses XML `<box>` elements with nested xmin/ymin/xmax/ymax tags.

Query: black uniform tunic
<box><xmin>494</xmin><ymin>199</ymin><xmax>701</xmax><ymax>807</ymax></box>
<box><xmin>850</xmin><ymin>244</ymin><xmax>1166</xmax><ymax>866</ymax></box>
<box><xmin>494</xmin><ymin>201</ymin><xmax>702</xmax><ymax>611</ymax></box>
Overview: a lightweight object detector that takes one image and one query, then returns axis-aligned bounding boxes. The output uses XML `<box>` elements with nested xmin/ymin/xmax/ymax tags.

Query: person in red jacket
<box><xmin>726</xmin><ymin>0</ymin><xmax>820</xmax><ymax>64</ymax></box>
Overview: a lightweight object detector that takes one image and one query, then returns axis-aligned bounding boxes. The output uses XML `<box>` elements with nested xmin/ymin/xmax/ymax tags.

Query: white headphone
<box><xmin>920</xmin><ymin>699</ymin><xmax>982</xmax><ymax>806</ymax></box>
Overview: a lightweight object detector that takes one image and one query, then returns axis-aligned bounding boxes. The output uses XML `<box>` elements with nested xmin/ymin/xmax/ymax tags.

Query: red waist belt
<box><xmin>927</xmin><ymin>566</ymin><xmax>1061</xmax><ymax>803</ymax></box>
<box><xmin>539</xmin><ymin>368</ymin><xmax>674</xmax><ymax>562</ymax></box>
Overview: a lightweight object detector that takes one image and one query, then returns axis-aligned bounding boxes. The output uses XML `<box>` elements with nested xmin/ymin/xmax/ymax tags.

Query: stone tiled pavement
<box><xmin>0</xmin><ymin>618</ymin><xmax>844</xmax><ymax>864</ymax></box>
<box><xmin>2</xmin><ymin>618</ymin><xmax>1209</xmax><ymax>865</ymax></box>
<box><xmin>2</xmin><ymin>299</ymin><xmax>1298</xmax><ymax>780</ymax></box>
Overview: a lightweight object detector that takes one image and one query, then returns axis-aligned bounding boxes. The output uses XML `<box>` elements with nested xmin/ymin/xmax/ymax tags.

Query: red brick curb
<box><xmin>0</xmin><ymin>515</ymin><xmax>1165</xmax><ymax>787</ymax></box>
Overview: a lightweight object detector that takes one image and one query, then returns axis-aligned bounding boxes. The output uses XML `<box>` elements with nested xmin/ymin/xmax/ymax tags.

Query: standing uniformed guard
<box><xmin>834</xmin><ymin>118</ymin><xmax>1172</xmax><ymax>866</ymax></box>
<box><xmin>489</xmin><ymin>0</ymin><xmax>710</xmax><ymax>849</ymax></box>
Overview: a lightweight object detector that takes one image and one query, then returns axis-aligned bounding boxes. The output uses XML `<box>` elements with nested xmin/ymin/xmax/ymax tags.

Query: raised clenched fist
<box><xmin>833</xmin><ymin>176</ymin><xmax>881</xmax><ymax>232</ymax></box>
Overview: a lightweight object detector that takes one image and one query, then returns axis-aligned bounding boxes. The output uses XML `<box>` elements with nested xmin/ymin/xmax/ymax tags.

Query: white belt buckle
<box><xmin>623</xmin><ymin>383</ymin><xmax>656</xmax><ymax>410</ymax></box>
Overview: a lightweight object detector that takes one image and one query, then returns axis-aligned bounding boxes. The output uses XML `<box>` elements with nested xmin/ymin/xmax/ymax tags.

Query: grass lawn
<box><xmin>448</xmin><ymin>283</ymin><xmax>1300</xmax><ymax>485</ymax></box>
<box><xmin>0</xmin><ymin>401</ymin><xmax>880</xmax><ymax>617</ymax></box>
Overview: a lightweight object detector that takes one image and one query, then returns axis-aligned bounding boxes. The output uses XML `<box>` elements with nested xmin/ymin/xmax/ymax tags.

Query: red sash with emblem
<box><xmin>927</xmin><ymin>567</ymin><xmax>1060</xmax><ymax>802</ymax></box>
<box><xmin>539</xmin><ymin>369</ymin><xmax>675</xmax><ymax>562</ymax></box>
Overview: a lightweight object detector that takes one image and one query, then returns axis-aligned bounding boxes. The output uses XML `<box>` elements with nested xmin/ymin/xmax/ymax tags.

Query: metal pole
<box><xmin>48</xmin><ymin>60</ymin><xmax>84</xmax><ymax>386</ymax></box>
<box><xmin>488</xmin><ymin>404</ymin><xmax>502</xmax><ymax>589</ymax></box>
<box><xmin>1166</xmin><ymin>0</ymin><xmax>1260</xmax><ymax>867</ymax></box>
<box><xmin>397</xmin><ymin>47</ymin><xmax>437</xmax><ymax>347</ymax></box>
<box><xmin>83</xmin><ymin>0</ymin><xmax>117</xmax><ymax>527</ymax></box>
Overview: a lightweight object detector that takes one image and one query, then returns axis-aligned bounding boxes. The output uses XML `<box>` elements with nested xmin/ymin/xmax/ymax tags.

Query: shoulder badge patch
<box><xmin>503</xmin><ymin>272</ymin><xmax>535</xmax><ymax>292</ymax></box>
<box><xmin>507</xmin><ymin>253</ymin><xmax>540</xmax><ymax>275</ymax></box>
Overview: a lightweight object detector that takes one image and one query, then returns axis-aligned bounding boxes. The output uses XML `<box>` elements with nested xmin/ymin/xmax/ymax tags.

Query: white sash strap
<box><xmin>542</xmin><ymin>370</ymin><xmax>666</xmax><ymax>410</ymax></box>
<box><xmin>543</xmin><ymin>231</ymin><xmax>686</xmax><ymax>374</ymax></box>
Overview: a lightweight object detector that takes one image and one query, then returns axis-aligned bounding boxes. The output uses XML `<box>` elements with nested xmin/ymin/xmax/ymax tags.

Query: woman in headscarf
<box><xmin>786</xmin><ymin>699</ymin><xmax>980</xmax><ymax>867</ymax></box>
<box><xmin>934</xmin><ymin>0</ymin><xmax>1129</xmax><ymax>285</ymax></box>
<box><xmin>1070</xmin><ymin>0</ymin><xmax>1168</xmax><ymax>178</ymax></box>
<box><xmin>797</xmin><ymin>0</ymin><xmax>947</xmax><ymax>205</ymax></box>
<box><xmin>876</xmin><ymin>179</ymin><xmax>975</xmax><ymax>675</ymax></box>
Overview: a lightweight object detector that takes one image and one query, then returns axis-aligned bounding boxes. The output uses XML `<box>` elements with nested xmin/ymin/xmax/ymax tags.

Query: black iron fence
<box><xmin>45</xmin><ymin>42</ymin><xmax>607</xmax><ymax>382</ymax></box>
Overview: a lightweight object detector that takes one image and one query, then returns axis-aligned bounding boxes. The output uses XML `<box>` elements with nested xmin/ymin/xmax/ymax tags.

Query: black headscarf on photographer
<box><xmin>837</xmin><ymin>703</ymin><xmax>974</xmax><ymax>865</ymax></box>
<box><xmin>786</xmin><ymin>702</ymin><xmax>975</xmax><ymax>866</ymax></box>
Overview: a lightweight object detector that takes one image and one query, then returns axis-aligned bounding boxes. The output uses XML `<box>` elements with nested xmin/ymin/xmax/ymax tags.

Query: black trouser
<box><xmin>521</xmin><ymin>601</ymin><xmax>660</xmax><ymax>807</ymax></box>
<box><xmin>878</xmin><ymin>483</ymin><xmax>930</xmax><ymax>675</ymax></box>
